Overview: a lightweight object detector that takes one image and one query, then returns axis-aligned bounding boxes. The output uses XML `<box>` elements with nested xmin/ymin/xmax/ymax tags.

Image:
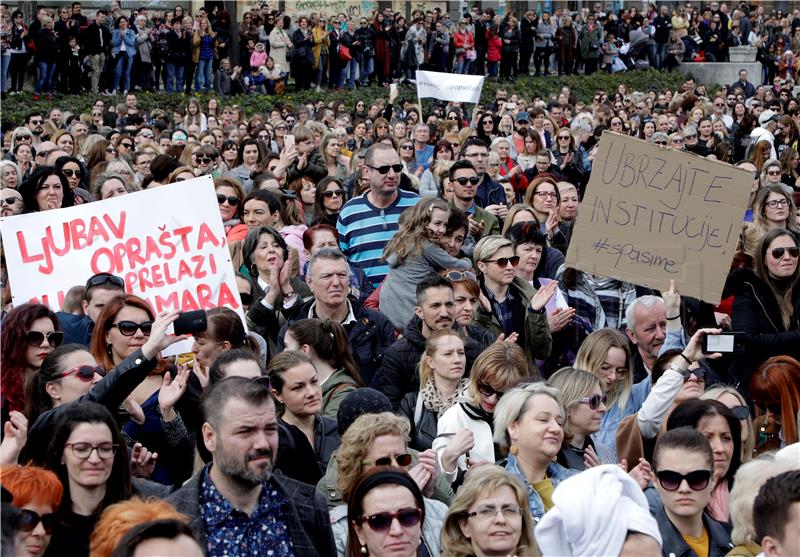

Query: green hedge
<box><xmin>1</xmin><ymin>69</ymin><xmax>686</xmax><ymax>127</ymax></box>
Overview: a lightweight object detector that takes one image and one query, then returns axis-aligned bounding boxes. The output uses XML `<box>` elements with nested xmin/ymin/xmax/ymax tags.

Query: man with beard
<box><xmin>168</xmin><ymin>377</ymin><xmax>335</xmax><ymax>557</ymax></box>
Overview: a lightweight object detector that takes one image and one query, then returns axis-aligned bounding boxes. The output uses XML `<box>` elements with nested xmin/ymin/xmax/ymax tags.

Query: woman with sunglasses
<box><xmin>547</xmin><ymin>367</ymin><xmax>615</xmax><ymax>471</ymax></box>
<box><xmin>90</xmin><ymin>295</ymin><xmax>199</xmax><ymax>487</ymax></box>
<box><xmin>0</xmin><ymin>464</ymin><xmax>63</xmax><ymax>557</ymax></box>
<box><xmin>434</xmin><ymin>343</ymin><xmax>527</xmax><ymax>485</ymax></box>
<box><xmin>398</xmin><ymin>329</ymin><xmax>468</xmax><ymax>452</ymax></box>
<box><xmin>1</xmin><ymin>303</ymin><xmax>62</xmax><ymax>416</ymax></box>
<box><xmin>749</xmin><ymin>356</ymin><xmax>800</xmax><ymax>453</ymax></box>
<box><xmin>283</xmin><ymin>318</ymin><xmax>363</xmax><ymax>419</ymax></box>
<box><xmin>310</xmin><ymin>177</ymin><xmax>345</xmax><ymax>228</ymax></box>
<box><xmin>267</xmin><ymin>350</ymin><xmax>340</xmax><ymax>486</ymax></box>
<box><xmin>347</xmin><ymin>469</ymin><xmax>426</xmax><ymax>557</ymax></box>
<box><xmin>44</xmin><ymin>402</ymin><xmax>169</xmax><ymax>557</ymax></box>
<box><xmin>472</xmin><ymin>235</ymin><xmax>554</xmax><ymax>369</ymax></box>
<box><xmin>53</xmin><ymin>156</ymin><xmax>87</xmax><ymax>192</ymax></box>
<box><xmin>380</xmin><ymin>197</ymin><xmax>471</xmax><ymax>331</ymax></box>
<box><xmin>650</xmin><ymin>427</ymin><xmax>733</xmax><ymax>557</ymax></box>
<box><xmin>214</xmin><ymin>176</ymin><xmax>248</xmax><ymax>242</ymax></box>
<box><xmin>731</xmin><ymin>229</ymin><xmax>800</xmax><ymax>385</ymax></box>
<box><xmin>22</xmin><ymin>310</ymin><xmax>188</xmax><ymax>467</ymax></box>
<box><xmin>326</xmin><ymin>411</ymin><xmax>446</xmax><ymax>557</ymax></box>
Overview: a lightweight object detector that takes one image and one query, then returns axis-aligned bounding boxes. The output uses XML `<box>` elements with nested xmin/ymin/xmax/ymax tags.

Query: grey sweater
<box><xmin>379</xmin><ymin>240</ymin><xmax>471</xmax><ymax>330</ymax></box>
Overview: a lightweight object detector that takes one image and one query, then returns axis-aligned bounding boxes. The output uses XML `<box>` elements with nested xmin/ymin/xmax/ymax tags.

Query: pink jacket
<box><xmin>250</xmin><ymin>50</ymin><xmax>267</xmax><ymax>68</ymax></box>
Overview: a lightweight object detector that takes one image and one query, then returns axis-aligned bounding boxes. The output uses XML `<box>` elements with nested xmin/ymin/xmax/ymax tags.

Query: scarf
<box><xmin>707</xmin><ymin>479</ymin><xmax>730</xmax><ymax>524</ymax></box>
<box><xmin>421</xmin><ymin>378</ymin><xmax>467</xmax><ymax>415</ymax></box>
<box><xmin>460</xmin><ymin>400</ymin><xmax>494</xmax><ymax>430</ymax></box>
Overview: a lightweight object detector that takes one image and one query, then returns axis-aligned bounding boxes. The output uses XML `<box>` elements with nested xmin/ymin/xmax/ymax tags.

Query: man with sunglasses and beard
<box><xmin>168</xmin><ymin>377</ymin><xmax>335</xmax><ymax>557</ymax></box>
<box><xmin>55</xmin><ymin>272</ymin><xmax>126</xmax><ymax>347</ymax></box>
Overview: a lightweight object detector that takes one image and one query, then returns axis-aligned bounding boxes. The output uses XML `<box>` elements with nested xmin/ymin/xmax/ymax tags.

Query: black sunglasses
<box><xmin>62</xmin><ymin>169</ymin><xmax>82</xmax><ymax>178</ymax></box>
<box><xmin>730</xmin><ymin>405</ymin><xmax>750</xmax><ymax>420</ymax></box>
<box><xmin>1</xmin><ymin>196</ymin><xmax>21</xmax><ymax>205</ymax></box>
<box><xmin>482</xmin><ymin>256</ymin><xmax>520</xmax><ymax>268</ymax></box>
<box><xmin>357</xmin><ymin>508</ymin><xmax>422</xmax><ymax>532</ymax></box>
<box><xmin>17</xmin><ymin>509</ymin><xmax>59</xmax><ymax>534</ymax></box>
<box><xmin>196</xmin><ymin>157</ymin><xmax>215</xmax><ymax>164</ymax></box>
<box><xmin>771</xmin><ymin>246</ymin><xmax>800</xmax><ymax>259</ymax></box>
<box><xmin>368</xmin><ymin>163</ymin><xmax>404</xmax><ymax>174</ymax></box>
<box><xmin>86</xmin><ymin>273</ymin><xmax>125</xmax><ymax>291</ymax></box>
<box><xmin>322</xmin><ymin>190</ymin><xmax>344</xmax><ymax>198</ymax></box>
<box><xmin>217</xmin><ymin>194</ymin><xmax>240</xmax><ymax>206</ymax></box>
<box><xmin>111</xmin><ymin>320</ymin><xmax>154</xmax><ymax>336</ymax></box>
<box><xmin>656</xmin><ymin>469</ymin><xmax>712</xmax><ymax>491</ymax></box>
<box><xmin>26</xmin><ymin>330</ymin><xmax>64</xmax><ymax>348</ymax></box>
<box><xmin>363</xmin><ymin>453</ymin><xmax>413</xmax><ymax>467</ymax></box>
<box><xmin>453</xmin><ymin>176</ymin><xmax>480</xmax><ymax>186</ymax></box>
<box><xmin>477</xmin><ymin>383</ymin><xmax>505</xmax><ymax>399</ymax></box>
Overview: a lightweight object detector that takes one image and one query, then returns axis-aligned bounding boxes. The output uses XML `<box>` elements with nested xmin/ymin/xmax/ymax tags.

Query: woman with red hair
<box><xmin>0</xmin><ymin>464</ymin><xmax>63</xmax><ymax>557</ymax></box>
<box><xmin>750</xmin><ymin>355</ymin><xmax>800</xmax><ymax>453</ymax></box>
<box><xmin>1</xmin><ymin>303</ymin><xmax>62</xmax><ymax>414</ymax></box>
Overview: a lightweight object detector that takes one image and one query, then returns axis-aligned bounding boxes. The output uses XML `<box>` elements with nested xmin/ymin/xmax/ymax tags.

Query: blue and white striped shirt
<box><xmin>337</xmin><ymin>190</ymin><xmax>419</xmax><ymax>287</ymax></box>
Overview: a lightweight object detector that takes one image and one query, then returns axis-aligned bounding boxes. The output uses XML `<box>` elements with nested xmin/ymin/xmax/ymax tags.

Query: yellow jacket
<box><xmin>312</xmin><ymin>27</ymin><xmax>330</xmax><ymax>69</ymax></box>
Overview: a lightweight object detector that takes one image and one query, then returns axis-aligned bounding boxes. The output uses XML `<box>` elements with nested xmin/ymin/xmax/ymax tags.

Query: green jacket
<box><xmin>474</xmin><ymin>276</ymin><xmax>552</xmax><ymax>371</ymax></box>
<box><xmin>321</xmin><ymin>368</ymin><xmax>358</xmax><ymax>420</ymax></box>
<box><xmin>316</xmin><ymin>450</ymin><xmax>454</xmax><ymax>510</ymax></box>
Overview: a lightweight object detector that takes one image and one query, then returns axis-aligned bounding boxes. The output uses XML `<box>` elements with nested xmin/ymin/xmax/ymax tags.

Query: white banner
<box><xmin>0</xmin><ymin>177</ymin><xmax>243</xmax><ymax>315</ymax></box>
<box><xmin>416</xmin><ymin>70</ymin><xmax>485</xmax><ymax>104</ymax></box>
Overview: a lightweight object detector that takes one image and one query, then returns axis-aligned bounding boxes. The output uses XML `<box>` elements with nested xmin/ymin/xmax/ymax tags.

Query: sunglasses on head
<box><xmin>577</xmin><ymin>393</ymin><xmax>607</xmax><ymax>410</ymax></box>
<box><xmin>217</xmin><ymin>194</ymin><xmax>240</xmax><ymax>206</ymax></box>
<box><xmin>362</xmin><ymin>453</ymin><xmax>413</xmax><ymax>467</ymax></box>
<box><xmin>323</xmin><ymin>190</ymin><xmax>344</xmax><ymax>198</ymax></box>
<box><xmin>453</xmin><ymin>176</ymin><xmax>480</xmax><ymax>186</ymax></box>
<box><xmin>357</xmin><ymin>508</ymin><xmax>422</xmax><ymax>532</ymax></box>
<box><xmin>58</xmin><ymin>364</ymin><xmax>105</xmax><ymax>382</ymax></box>
<box><xmin>368</xmin><ymin>163</ymin><xmax>404</xmax><ymax>174</ymax></box>
<box><xmin>477</xmin><ymin>382</ymin><xmax>505</xmax><ymax>399</ymax></box>
<box><xmin>111</xmin><ymin>320</ymin><xmax>153</xmax><ymax>336</ymax></box>
<box><xmin>86</xmin><ymin>273</ymin><xmax>125</xmax><ymax>291</ymax></box>
<box><xmin>771</xmin><ymin>246</ymin><xmax>800</xmax><ymax>259</ymax></box>
<box><xmin>26</xmin><ymin>330</ymin><xmax>64</xmax><ymax>348</ymax></box>
<box><xmin>483</xmin><ymin>255</ymin><xmax>520</xmax><ymax>268</ymax></box>
<box><xmin>445</xmin><ymin>270</ymin><xmax>477</xmax><ymax>282</ymax></box>
<box><xmin>730</xmin><ymin>405</ymin><xmax>750</xmax><ymax>420</ymax></box>
<box><xmin>17</xmin><ymin>509</ymin><xmax>59</xmax><ymax>535</ymax></box>
<box><xmin>656</xmin><ymin>469</ymin><xmax>712</xmax><ymax>491</ymax></box>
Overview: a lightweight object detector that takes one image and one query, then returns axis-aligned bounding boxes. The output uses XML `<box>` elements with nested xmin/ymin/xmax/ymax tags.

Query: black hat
<box><xmin>336</xmin><ymin>388</ymin><xmax>392</xmax><ymax>435</ymax></box>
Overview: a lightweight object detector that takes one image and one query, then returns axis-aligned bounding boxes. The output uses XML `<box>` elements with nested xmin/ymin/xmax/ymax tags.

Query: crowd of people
<box><xmin>2</xmin><ymin>1</ymin><xmax>800</xmax><ymax>100</ymax></box>
<box><xmin>1</xmin><ymin>2</ymin><xmax>800</xmax><ymax>557</ymax></box>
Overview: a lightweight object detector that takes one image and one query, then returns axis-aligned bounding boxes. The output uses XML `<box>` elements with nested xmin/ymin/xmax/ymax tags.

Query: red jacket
<box><xmin>487</xmin><ymin>34</ymin><xmax>502</xmax><ymax>62</ymax></box>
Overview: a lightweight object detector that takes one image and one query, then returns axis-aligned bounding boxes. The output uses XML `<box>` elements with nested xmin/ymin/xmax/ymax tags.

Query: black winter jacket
<box><xmin>275</xmin><ymin>415</ymin><xmax>340</xmax><ymax>486</ymax></box>
<box><xmin>730</xmin><ymin>269</ymin><xmax>800</xmax><ymax>388</ymax></box>
<box><xmin>278</xmin><ymin>297</ymin><xmax>396</xmax><ymax>386</ymax></box>
<box><xmin>370</xmin><ymin>316</ymin><xmax>494</xmax><ymax>409</ymax></box>
<box><xmin>397</xmin><ymin>391</ymin><xmax>438</xmax><ymax>451</ymax></box>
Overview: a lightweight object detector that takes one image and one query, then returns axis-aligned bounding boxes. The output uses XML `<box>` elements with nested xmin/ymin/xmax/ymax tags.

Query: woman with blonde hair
<box><xmin>379</xmin><ymin>196</ymin><xmax>471</xmax><ymax>330</ymax></box>
<box><xmin>440</xmin><ymin>465</ymin><xmax>539</xmax><ymax>557</ymax></box>
<box><xmin>701</xmin><ymin>386</ymin><xmax>755</xmax><ymax>463</ymax></box>
<box><xmin>574</xmin><ymin>328</ymin><xmax>650</xmax><ymax>448</ymax></box>
<box><xmin>739</xmin><ymin>184</ymin><xmax>800</xmax><ymax>258</ymax></box>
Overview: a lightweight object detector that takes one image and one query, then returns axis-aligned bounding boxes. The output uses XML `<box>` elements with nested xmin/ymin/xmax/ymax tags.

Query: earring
<box><xmin>510</xmin><ymin>444</ymin><xmax>518</xmax><ymax>456</ymax></box>
<box><xmin>106</xmin><ymin>342</ymin><xmax>113</xmax><ymax>358</ymax></box>
<box><xmin>360</xmin><ymin>545</ymin><xmax>368</xmax><ymax>555</ymax></box>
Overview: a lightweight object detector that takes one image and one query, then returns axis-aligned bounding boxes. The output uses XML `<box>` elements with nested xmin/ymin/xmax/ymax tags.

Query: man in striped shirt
<box><xmin>337</xmin><ymin>143</ymin><xmax>419</xmax><ymax>287</ymax></box>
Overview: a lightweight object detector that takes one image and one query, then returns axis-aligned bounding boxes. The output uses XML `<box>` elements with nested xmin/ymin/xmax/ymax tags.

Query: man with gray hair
<box><xmin>168</xmin><ymin>377</ymin><xmax>335</xmax><ymax>557</ymax></box>
<box><xmin>625</xmin><ymin>294</ymin><xmax>669</xmax><ymax>382</ymax></box>
<box><xmin>277</xmin><ymin>248</ymin><xmax>395</xmax><ymax>384</ymax></box>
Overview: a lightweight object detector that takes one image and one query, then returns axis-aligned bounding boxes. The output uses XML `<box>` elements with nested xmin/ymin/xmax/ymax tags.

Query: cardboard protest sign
<box><xmin>416</xmin><ymin>70</ymin><xmax>484</xmax><ymax>104</ymax></box>
<box><xmin>0</xmin><ymin>177</ymin><xmax>243</xmax><ymax>314</ymax></box>
<box><xmin>565</xmin><ymin>132</ymin><xmax>752</xmax><ymax>304</ymax></box>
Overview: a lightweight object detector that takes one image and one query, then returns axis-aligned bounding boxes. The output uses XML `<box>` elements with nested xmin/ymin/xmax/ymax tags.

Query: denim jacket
<box><xmin>504</xmin><ymin>453</ymin><xmax>578</xmax><ymax>522</ymax></box>
<box><xmin>112</xmin><ymin>28</ymin><xmax>137</xmax><ymax>57</ymax></box>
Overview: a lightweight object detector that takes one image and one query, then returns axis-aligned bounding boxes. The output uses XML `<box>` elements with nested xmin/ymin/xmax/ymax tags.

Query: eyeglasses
<box><xmin>766</xmin><ymin>199</ymin><xmax>789</xmax><ymax>208</ymax></box>
<box><xmin>482</xmin><ymin>256</ymin><xmax>520</xmax><ymax>268</ymax></box>
<box><xmin>655</xmin><ymin>469</ymin><xmax>712</xmax><ymax>491</ymax></box>
<box><xmin>477</xmin><ymin>382</ymin><xmax>505</xmax><ymax>399</ymax></box>
<box><xmin>453</xmin><ymin>176</ymin><xmax>480</xmax><ymax>186</ymax></box>
<box><xmin>361</xmin><ymin>453</ymin><xmax>413</xmax><ymax>467</ymax></box>
<box><xmin>368</xmin><ymin>163</ymin><xmax>404</xmax><ymax>174</ymax></box>
<box><xmin>111</xmin><ymin>320</ymin><xmax>154</xmax><ymax>336</ymax></box>
<box><xmin>64</xmin><ymin>442</ymin><xmax>119</xmax><ymax>460</ymax></box>
<box><xmin>535</xmin><ymin>191</ymin><xmax>557</xmax><ymax>199</ymax></box>
<box><xmin>61</xmin><ymin>168</ymin><xmax>83</xmax><ymax>178</ymax></box>
<box><xmin>577</xmin><ymin>393</ymin><xmax>607</xmax><ymax>410</ymax></box>
<box><xmin>467</xmin><ymin>504</ymin><xmax>523</xmax><ymax>520</ymax></box>
<box><xmin>771</xmin><ymin>246</ymin><xmax>800</xmax><ymax>259</ymax></box>
<box><xmin>323</xmin><ymin>190</ymin><xmax>344</xmax><ymax>198</ymax></box>
<box><xmin>57</xmin><ymin>364</ymin><xmax>105</xmax><ymax>382</ymax></box>
<box><xmin>17</xmin><ymin>509</ymin><xmax>59</xmax><ymax>535</ymax></box>
<box><xmin>0</xmin><ymin>196</ymin><xmax>21</xmax><ymax>206</ymax></box>
<box><xmin>26</xmin><ymin>330</ymin><xmax>64</xmax><ymax>348</ymax></box>
<box><xmin>445</xmin><ymin>270</ymin><xmax>477</xmax><ymax>282</ymax></box>
<box><xmin>217</xmin><ymin>194</ymin><xmax>240</xmax><ymax>206</ymax></box>
<box><xmin>357</xmin><ymin>508</ymin><xmax>422</xmax><ymax>532</ymax></box>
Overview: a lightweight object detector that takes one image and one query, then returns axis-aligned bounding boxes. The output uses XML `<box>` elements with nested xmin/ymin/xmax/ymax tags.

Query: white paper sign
<box><xmin>416</xmin><ymin>70</ymin><xmax>485</xmax><ymax>104</ymax></box>
<box><xmin>0</xmin><ymin>177</ymin><xmax>243</xmax><ymax>315</ymax></box>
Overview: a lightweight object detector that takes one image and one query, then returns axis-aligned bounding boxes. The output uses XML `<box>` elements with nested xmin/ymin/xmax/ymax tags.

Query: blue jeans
<box><xmin>487</xmin><ymin>61</ymin><xmax>498</xmax><ymax>77</ymax></box>
<box><xmin>358</xmin><ymin>56</ymin><xmax>373</xmax><ymax>84</ymax></box>
<box><xmin>655</xmin><ymin>42</ymin><xmax>668</xmax><ymax>69</ymax></box>
<box><xmin>195</xmin><ymin>57</ymin><xmax>213</xmax><ymax>91</ymax></box>
<box><xmin>316</xmin><ymin>53</ymin><xmax>327</xmax><ymax>86</ymax></box>
<box><xmin>339</xmin><ymin>60</ymin><xmax>357</xmax><ymax>89</ymax></box>
<box><xmin>165</xmin><ymin>63</ymin><xmax>184</xmax><ymax>92</ymax></box>
<box><xmin>35</xmin><ymin>61</ymin><xmax>56</xmax><ymax>93</ymax></box>
<box><xmin>1</xmin><ymin>52</ymin><xmax>10</xmax><ymax>93</ymax></box>
<box><xmin>113</xmin><ymin>53</ymin><xmax>133</xmax><ymax>92</ymax></box>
